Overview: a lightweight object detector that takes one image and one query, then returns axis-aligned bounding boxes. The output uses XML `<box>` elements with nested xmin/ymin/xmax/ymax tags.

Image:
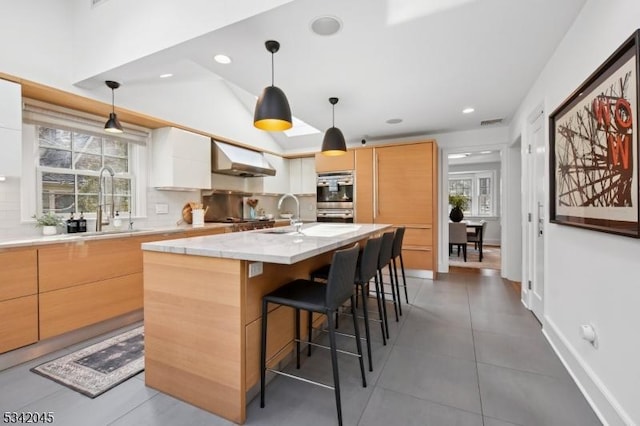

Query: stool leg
<box><xmin>382</xmin><ymin>267</ymin><xmax>399</xmax><ymax>322</ymax></box>
<box><xmin>351</xmin><ymin>295</ymin><xmax>367</xmax><ymax>387</ymax></box>
<box><xmin>295</xmin><ymin>308</ymin><xmax>300</xmax><ymax>369</ymax></box>
<box><xmin>373</xmin><ymin>276</ymin><xmax>387</xmax><ymax>345</ymax></box>
<box><xmin>376</xmin><ymin>274</ymin><xmax>390</xmax><ymax>339</ymax></box>
<box><xmin>390</xmin><ymin>262</ymin><xmax>402</xmax><ymax>317</ymax></box>
<box><xmin>326</xmin><ymin>312</ymin><xmax>343</xmax><ymax>426</ymax></box>
<box><xmin>260</xmin><ymin>299</ymin><xmax>268</xmax><ymax>408</ymax></box>
<box><xmin>399</xmin><ymin>253</ymin><xmax>409</xmax><ymax>304</ymax></box>
<box><xmin>359</xmin><ymin>283</ymin><xmax>373</xmax><ymax>371</ymax></box>
<box><xmin>307</xmin><ymin>311</ymin><xmax>313</xmax><ymax>357</ymax></box>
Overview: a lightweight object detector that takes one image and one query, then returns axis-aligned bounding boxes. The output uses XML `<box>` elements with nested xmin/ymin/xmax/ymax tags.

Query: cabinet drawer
<box><xmin>0</xmin><ymin>295</ymin><xmax>38</xmax><ymax>353</ymax></box>
<box><xmin>0</xmin><ymin>248</ymin><xmax>37</xmax><ymax>301</ymax></box>
<box><xmin>398</xmin><ymin>226</ymin><xmax>432</xmax><ymax>247</ymax></box>
<box><xmin>402</xmin><ymin>247</ymin><xmax>433</xmax><ymax>270</ymax></box>
<box><xmin>39</xmin><ymin>273</ymin><xmax>142</xmax><ymax>339</ymax></box>
<box><xmin>39</xmin><ymin>238</ymin><xmax>143</xmax><ymax>292</ymax></box>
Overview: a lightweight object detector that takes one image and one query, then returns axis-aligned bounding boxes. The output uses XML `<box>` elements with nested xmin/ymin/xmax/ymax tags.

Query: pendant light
<box><xmin>254</xmin><ymin>40</ymin><xmax>292</xmax><ymax>131</ymax></box>
<box><xmin>321</xmin><ymin>97</ymin><xmax>347</xmax><ymax>156</ymax></box>
<box><xmin>104</xmin><ymin>80</ymin><xmax>123</xmax><ymax>134</ymax></box>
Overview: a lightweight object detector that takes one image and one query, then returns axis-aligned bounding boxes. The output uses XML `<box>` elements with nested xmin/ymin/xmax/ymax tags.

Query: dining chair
<box><xmin>449</xmin><ymin>222</ymin><xmax>468</xmax><ymax>262</ymax></box>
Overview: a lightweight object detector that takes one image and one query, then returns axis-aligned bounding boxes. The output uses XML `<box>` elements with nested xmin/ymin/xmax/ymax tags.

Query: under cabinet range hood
<box><xmin>211</xmin><ymin>140</ymin><xmax>276</xmax><ymax>177</ymax></box>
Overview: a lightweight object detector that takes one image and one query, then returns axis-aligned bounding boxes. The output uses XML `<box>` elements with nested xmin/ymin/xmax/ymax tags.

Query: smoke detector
<box><xmin>481</xmin><ymin>118</ymin><xmax>503</xmax><ymax>126</ymax></box>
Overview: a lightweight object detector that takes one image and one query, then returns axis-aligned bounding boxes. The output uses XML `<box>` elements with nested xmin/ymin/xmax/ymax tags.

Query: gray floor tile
<box><xmin>478</xmin><ymin>363</ymin><xmax>601</xmax><ymax>426</ymax></box>
<box><xmin>470</xmin><ymin>309</ymin><xmax>541</xmax><ymax>337</ymax></box>
<box><xmin>109</xmin><ymin>392</ymin><xmax>233</xmax><ymax>426</ymax></box>
<box><xmin>395</xmin><ymin>309</ymin><xmax>475</xmax><ymax>361</ymax></box>
<box><xmin>378</xmin><ymin>346</ymin><xmax>482</xmax><ymax>414</ymax></box>
<box><xmin>408</xmin><ymin>300</ymin><xmax>472</xmax><ymax>329</ymax></box>
<box><xmin>474</xmin><ymin>330</ymin><xmax>570</xmax><ymax>381</ymax></box>
<box><xmin>483</xmin><ymin>416</ymin><xmax>523</xmax><ymax>426</ymax></box>
<box><xmin>19</xmin><ymin>377</ymin><xmax>158</xmax><ymax>426</ymax></box>
<box><xmin>359</xmin><ymin>387</ymin><xmax>483</xmax><ymax>426</ymax></box>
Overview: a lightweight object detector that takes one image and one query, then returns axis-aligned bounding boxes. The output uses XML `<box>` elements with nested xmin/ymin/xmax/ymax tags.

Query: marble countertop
<box><xmin>141</xmin><ymin>223</ymin><xmax>391</xmax><ymax>264</ymax></box>
<box><xmin>0</xmin><ymin>223</ymin><xmax>231</xmax><ymax>250</ymax></box>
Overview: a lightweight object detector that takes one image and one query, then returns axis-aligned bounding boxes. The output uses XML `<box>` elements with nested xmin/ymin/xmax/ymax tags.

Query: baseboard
<box><xmin>543</xmin><ymin>317</ymin><xmax>634</xmax><ymax>426</ymax></box>
<box><xmin>405</xmin><ymin>268</ymin><xmax>434</xmax><ymax>279</ymax></box>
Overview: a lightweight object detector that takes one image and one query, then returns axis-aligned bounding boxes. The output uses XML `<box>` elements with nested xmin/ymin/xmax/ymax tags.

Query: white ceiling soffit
<box><xmin>81</xmin><ymin>0</ymin><xmax>586</xmax><ymax>153</ymax></box>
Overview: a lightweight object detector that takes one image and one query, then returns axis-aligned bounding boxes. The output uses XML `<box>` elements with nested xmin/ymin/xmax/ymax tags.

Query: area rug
<box><xmin>31</xmin><ymin>326</ymin><xmax>144</xmax><ymax>398</ymax></box>
<box><xmin>449</xmin><ymin>245</ymin><xmax>501</xmax><ymax>270</ymax></box>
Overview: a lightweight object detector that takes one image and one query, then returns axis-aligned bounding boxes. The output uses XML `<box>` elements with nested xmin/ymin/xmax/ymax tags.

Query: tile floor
<box><xmin>0</xmin><ymin>270</ymin><xmax>602</xmax><ymax>426</ymax></box>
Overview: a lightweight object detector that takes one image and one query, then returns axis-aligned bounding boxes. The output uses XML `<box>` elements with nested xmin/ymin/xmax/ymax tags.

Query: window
<box><xmin>449</xmin><ymin>171</ymin><xmax>496</xmax><ymax>216</ymax></box>
<box><xmin>37</xmin><ymin>126</ymin><xmax>133</xmax><ymax>216</ymax></box>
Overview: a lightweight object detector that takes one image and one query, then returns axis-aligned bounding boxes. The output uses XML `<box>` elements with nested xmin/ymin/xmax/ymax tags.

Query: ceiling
<box><xmin>79</xmin><ymin>0</ymin><xmax>587</xmax><ymax>152</ymax></box>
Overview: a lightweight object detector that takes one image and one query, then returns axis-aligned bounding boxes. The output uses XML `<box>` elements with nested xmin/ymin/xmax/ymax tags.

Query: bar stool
<box><xmin>308</xmin><ymin>236</ymin><xmax>384</xmax><ymax>371</ymax></box>
<box><xmin>391</xmin><ymin>226</ymin><xmax>409</xmax><ymax>304</ymax></box>
<box><xmin>260</xmin><ymin>244</ymin><xmax>365</xmax><ymax>426</ymax></box>
<box><xmin>378</xmin><ymin>231</ymin><xmax>400</xmax><ymax>329</ymax></box>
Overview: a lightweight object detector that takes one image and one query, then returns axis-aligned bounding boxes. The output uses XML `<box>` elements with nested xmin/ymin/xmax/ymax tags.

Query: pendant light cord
<box><xmin>332</xmin><ymin>104</ymin><xmax>335</xmax><ymax>128</ymax></box>
<box><xmin>111</xmin><ymin>88</ymin><xmax>115</xmax><ymax>114</ymax></box>
<box><xmin>271</xmin><ymin>52</ymin><xmax>275</xmax><ymax>87</ymax></box>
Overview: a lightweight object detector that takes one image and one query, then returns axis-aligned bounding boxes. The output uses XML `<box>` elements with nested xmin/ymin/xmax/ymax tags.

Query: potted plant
<box><xmin>448</xmin><ymin>193</ymin><xmax>469</xmax><ymax>222</ymax></box>
<box><xmin>33</xmin><ymin>211</ymin><xmax>64</xmax><ymax>235</ymax></box>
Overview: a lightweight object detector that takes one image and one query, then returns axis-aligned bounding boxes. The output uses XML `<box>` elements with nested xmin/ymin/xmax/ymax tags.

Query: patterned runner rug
<box><xmin>31</xmin><ymin>326</ymin><xmax>144</xmax><ymax>398</ymax></box>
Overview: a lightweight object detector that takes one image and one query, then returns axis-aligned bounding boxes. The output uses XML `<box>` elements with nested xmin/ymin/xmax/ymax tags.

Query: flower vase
<box><xmin>449</xmin><ymin>206</ymin><xmax>464</xmax><ymax>222</ymax></box>
<box><xmin>42</xmin><ymin>226</ymin><xmax>57</xmax><ymax>236</ymax></box>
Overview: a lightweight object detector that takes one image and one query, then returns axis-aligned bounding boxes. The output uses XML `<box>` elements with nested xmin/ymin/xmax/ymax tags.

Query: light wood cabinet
<box><xmin>355</xmin><ymin>148</ymin><xmax>374</xmax><ymax>223</ymax></box>
<box><xmin>315</xmin><ymin>150</ymin><xmax>354</xmax><ymax>173</ymax></box>
<box><xmin>354</xmin><ymin>141</ymin><xmax>438</xmax><ymax>273</ymax></box>
<box><xmin>0</xmin><ymin>248</ymin><xmax>38</xmax><ymax>353</ymax></box>
<box><xmin>0</xmin><ymin>295</ymin><xmax>39</xmax><ymax>353</ymax></box>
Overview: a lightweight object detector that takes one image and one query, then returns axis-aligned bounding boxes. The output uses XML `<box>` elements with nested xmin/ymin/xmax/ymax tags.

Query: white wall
<box><xmin>509</xmin><ymin>1</ymin><xmax>640</xmax><ymax>423</ymax></box>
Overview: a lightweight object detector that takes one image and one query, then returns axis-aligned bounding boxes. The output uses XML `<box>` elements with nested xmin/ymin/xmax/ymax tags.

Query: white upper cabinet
<box><xmin>261</xmin><ymin>153</ymin><xmax>289</xmax><ymax>194</ymax></box>
<box><xmin>289</xmin><ymin>157</ymin><xmax>316</xmax><ymax>194</ymax></box>
<box><xmin>0</xmin><ymin>79</ymin><xmax>22</xmax><ymax>177</ymax></box>
<box><xmin>0</xmin><ymin>79</ymin><xmax>21</xmax><ymax>131</ymax></box>
<box><xmin>151</xmin><ymin>127</ymin><xmax>211</xmax><ymax>190</ymax></box>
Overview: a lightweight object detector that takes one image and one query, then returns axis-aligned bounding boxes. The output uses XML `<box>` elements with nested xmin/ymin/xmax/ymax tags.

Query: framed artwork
<box><xmin>549</xmin><ymin>29</ymin><xmax>640</xmax><ymax>238</ymax></box>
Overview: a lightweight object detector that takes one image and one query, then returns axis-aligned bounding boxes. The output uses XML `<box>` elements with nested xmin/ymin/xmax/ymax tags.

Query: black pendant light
<box><xmin>321</xmin><ymin>97</ymin><xmax>347</xmax><ymax>156</ymax></box>
<box><xmin>104</xmin><ymin>80</ymin><xmax>123</xmax><ymax>134</ymax></box>
<box><xmin>254</xmin><ymin>40</ymin><xmax>292</xmax><ymax>131</ymax></box>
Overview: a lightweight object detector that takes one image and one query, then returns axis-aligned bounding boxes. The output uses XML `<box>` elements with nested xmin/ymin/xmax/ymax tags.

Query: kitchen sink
<box><xmin>72</xmin><ymin>228</ymin><xmax>149</xmax><ymax>237</ymax></box>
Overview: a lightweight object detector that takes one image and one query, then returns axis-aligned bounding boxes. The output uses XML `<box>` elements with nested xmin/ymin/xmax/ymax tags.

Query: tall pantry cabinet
<box><xmin>355</xmin><ymin>141</ymin><xmax>438</xmax><ymax>274</ymax></box>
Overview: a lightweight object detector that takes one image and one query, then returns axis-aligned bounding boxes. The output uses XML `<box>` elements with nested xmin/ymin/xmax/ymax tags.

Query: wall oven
<box><xmin>316</xmin><ymin>172</ymin><xmax>354</xmax><ymax>223</ymax></box>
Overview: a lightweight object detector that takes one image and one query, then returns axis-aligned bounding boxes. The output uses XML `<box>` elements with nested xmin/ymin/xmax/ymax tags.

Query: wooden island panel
<box><xmin>0</xmin><ymin>295</ymin><xmax>38</xmax><ymax>354</ymax></box>
<box><xmin>143</xmin><ymin>251</ymin><xmax>246</xmax><ymax>424</ymax></box>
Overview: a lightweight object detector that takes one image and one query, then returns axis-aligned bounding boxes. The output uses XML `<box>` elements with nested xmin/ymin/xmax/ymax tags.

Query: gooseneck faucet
<box><xmin>277</xmin><ymin>193</ymin><xmax>300</xmax><ymax>223</ymax></box>
<box><xmin>96</xmin><ymin>165</ymin><xmax>115</xmax><ymax>231</ymax></box>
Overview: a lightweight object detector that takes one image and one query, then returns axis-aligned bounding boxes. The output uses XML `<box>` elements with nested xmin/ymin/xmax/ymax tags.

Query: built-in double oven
<box><xmin>316</xmin><ymin>171</ymin><xmax>354</xmax><ymax>223</ymax></box>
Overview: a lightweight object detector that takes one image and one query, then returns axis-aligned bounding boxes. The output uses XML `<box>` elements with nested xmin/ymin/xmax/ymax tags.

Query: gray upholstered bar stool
<box><xmin>260</xmin><ymin>244</ymin><xmax>366</xmax><ymax>426</ymax></box>
<box><xmin>308</xmin><ymin>235</ymin><xmax>384</xmax><ymax>371</ymax></box>
<box><xmin>391</xmin><ymin>226</ymin><xmax>409</xmax><ymax>304</ymax></box>
<box><xmin>378</xmin><ymin>231</ymin><xmax>400</xmax><ymax>328</ymax></box>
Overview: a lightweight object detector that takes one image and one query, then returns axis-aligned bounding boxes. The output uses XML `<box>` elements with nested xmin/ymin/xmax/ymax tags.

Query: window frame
<box><xmin>448</xmin><ymin>170</ymin><xmax>497</xmax><ymax>217</ymax></box>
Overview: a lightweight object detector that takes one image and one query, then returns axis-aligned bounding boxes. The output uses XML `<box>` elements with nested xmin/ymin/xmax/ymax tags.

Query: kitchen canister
<box><xmin>191</xmin><ymin>208</ymin><xmax>205</xmax><ymax>227</ymax></box>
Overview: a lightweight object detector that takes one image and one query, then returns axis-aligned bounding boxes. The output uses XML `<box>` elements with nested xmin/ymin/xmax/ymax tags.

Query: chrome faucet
<box><xmin>277</xmin><ymin>193</ymin><xmax>301</xmax><ymax>224</ymax></box>
<box><xmin>96</xmin><ymin>165</ymin><xmax>115</xmax><ymax>231</ymax></box>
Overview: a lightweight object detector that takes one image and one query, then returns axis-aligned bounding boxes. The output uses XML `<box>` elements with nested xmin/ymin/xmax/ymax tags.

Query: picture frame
<box><xmin>549</xmin><ymin>29</ymin><xmax>640</xmax><ymax>238</ymax></box>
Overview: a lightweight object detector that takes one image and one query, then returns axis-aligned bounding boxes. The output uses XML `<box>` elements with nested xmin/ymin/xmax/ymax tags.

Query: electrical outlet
<box><xmin>155</xmin><ymin>203</ymin><xmax>169</xmax><ymax>214</ymax></box>
<box><xmin>249</xmin><ymin>262</ymin><xmax>263</xmax><ymax>278</ymax></box>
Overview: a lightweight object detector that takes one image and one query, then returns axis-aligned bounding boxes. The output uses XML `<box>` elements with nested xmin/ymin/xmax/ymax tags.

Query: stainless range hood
<box><xmin>211</xmin><ymin>140</ymin><xmax>276</xmax><ymax>177</ymax></box>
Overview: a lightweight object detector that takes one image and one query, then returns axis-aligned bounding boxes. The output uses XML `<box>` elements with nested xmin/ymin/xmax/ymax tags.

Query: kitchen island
<box><xmin>141</xmin><ymin>223</ymin><xmax>390</xmax><ymax>424</ymax></box>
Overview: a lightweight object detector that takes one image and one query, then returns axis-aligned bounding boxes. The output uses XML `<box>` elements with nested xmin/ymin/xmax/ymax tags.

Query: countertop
<box><xmin>0</xmin><ymin>223</ymin><xmax>232</xmax><ymax>250</ymax></box>
<box><xmin>141</xmin><ymin>223</ymin><xmax>391</xmax><ymax>264</ymax></box>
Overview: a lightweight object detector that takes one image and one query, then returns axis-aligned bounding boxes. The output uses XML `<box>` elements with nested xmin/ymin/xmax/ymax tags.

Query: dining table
<box><xmin>465</xmin><ymin>220</ymin><xmax>485</xmax><ymax>262</ymax></box>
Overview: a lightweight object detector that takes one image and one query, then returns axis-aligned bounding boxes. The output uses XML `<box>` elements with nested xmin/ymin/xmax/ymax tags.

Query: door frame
<box><xmin>522</xmin><ymin>104</ymin><xmax>547</xmax><ymax>321</ymax></box>
<box><xmin>439</xmin><ymin>143</ymin><xmax>508</xmax><ymax>273</ymax></box>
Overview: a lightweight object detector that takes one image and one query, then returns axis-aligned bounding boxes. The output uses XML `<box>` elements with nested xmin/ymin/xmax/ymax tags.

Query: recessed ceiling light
<box><xmin>310</xmin><ymin>16</ymin><xmax>343</xmax><ymax>36</ymax></box>
<box><xmin>159</xmin><ymin>73</ymin><xmax>173</xmax><ymax>78</ymax></box>
<box><xmin>386</xmin><ymin>118</ymin><xmax>403</xmax><ymax>124</ymax></box>
<box><xmin>214</xmin><ymin>54</ymin><xmax>232</xmax><ymax>64</ymax></box>
<box><xmin>462</xmin><ymin>107</ymin><xmax>475</xmax><ymax>114</ymax></box>
<box><xmin>480</xmin><ymin>151</ymin><xmax>492</xmax><ymax>154</ymax></box>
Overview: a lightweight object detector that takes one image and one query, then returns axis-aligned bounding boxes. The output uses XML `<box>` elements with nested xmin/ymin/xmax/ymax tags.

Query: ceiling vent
<box><xmin>481</xmin><ymin>118</ymin><xmax>503</xmax><ymax>126</ymax></box>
